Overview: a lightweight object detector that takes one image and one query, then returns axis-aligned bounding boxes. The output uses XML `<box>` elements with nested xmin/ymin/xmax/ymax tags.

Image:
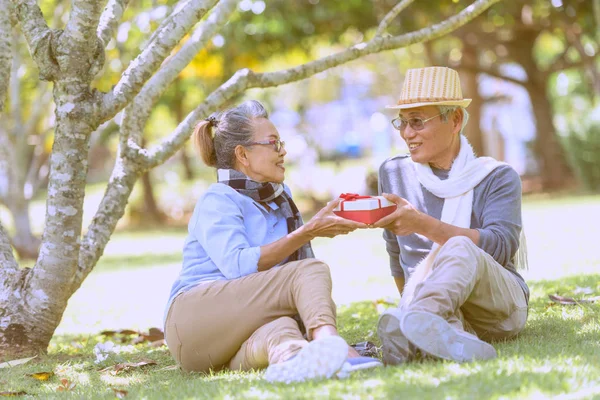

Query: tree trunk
<box><xmin>509</xmin><ymin>32</ymin><xmax>574</xmax><ymax>190</ymax></box>
<box><xmin>458</xmin><ymin>44</ymin><xmax>485</xmax><ymax>156</ymax></box>
<box><xmin>527</xmin><ymin>82</ymin><xmax>574</xmax><ymax>190</ymax></box>
<box><xmin>141</xmin><ymin>170</ymin><xmax>165</xmax><ymax>223</ymax></box>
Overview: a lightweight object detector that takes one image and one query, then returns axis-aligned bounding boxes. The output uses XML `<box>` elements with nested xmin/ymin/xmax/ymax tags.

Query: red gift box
<box><xmin>333</xmin><ymin>193</ymin><xmax>397</xmax><ymax>224</ymax></box>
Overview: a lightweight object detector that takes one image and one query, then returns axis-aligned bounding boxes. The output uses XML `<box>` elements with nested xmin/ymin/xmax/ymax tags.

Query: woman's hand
<box><xmin>303</xmin><ymin>199</ymin><xmax>368</xmax><ymax>238</ymax></box>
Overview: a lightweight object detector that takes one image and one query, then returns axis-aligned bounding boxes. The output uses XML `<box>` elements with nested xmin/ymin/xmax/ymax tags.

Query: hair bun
<box><xmin>204</xmin><ymin>116</ymin><xmax>218</xmax><ymax>127</ymax></box>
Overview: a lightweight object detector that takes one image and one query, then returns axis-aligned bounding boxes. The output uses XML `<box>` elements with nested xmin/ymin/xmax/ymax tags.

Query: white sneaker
<box><xmin>264</xmin><ymin>336</ymin><xmax>348</xmax><ymax>383</ymax></box>
<box><xmin>401</xmin><ymin>310</ymin><xmax>497</xmax><ymax>362</ymax></box>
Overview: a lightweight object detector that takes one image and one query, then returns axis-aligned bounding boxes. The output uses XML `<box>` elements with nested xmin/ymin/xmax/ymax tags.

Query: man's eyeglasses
<box><xmin>391</xmin><ymin>113</ymin><xmax>443</xmax><ymax>132</ymax></box>
<box><xmin>247</xmin><ymin>139</ymin><xmax>285</xmax><ymax>152</ymax></box>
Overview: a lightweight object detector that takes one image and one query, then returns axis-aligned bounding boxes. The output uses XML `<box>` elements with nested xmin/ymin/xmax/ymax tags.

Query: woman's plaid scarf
<box><xmin>217</xmin><ymin>169</ymin><xmax>314</xmax><ymax>261</ymax></box>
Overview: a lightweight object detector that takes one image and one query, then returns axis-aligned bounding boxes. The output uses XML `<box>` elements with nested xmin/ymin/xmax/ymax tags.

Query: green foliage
<box><xmin>562</xmin><ymin>116</ymin><xmax>600</xmax><ymax>192</ymax></box>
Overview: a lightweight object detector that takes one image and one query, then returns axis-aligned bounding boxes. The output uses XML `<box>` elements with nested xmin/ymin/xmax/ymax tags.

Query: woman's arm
<box><xmin>257</xmin><ymin>199</ymin><xmax>367</xmax><ymax>270</ymax></box>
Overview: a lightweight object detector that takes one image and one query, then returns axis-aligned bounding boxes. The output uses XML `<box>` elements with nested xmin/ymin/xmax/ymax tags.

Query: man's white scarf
<box><xmin>400</xmin><ymin>135</ymin><xmax>527</xmax><ymax>309</ymax></box>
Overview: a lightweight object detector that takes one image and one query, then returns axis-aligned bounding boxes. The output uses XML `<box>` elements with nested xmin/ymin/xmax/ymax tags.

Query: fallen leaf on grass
<box><xmin>28</xmin><ymin>371</ymin><xmax>54</xmax><ymax>381</ymax></box>
<box><xmin>0</xmin><ymin>391</ymin><xmax>28</xmax><ymax>397</ymax></box>
<box><xmin>56</xmin><ymin>378</ymin><xmax>76</xmax><ymax>392</ymax></box>
<box><xmin>549</xmin><ymin>294</ymin><xmax>600</xmax><ymax>305</ymax></box>
<box><xmin>99</xmin><ymin>328</ymin><xmax>165</xmax><ymax>345</ymax></box>
<box><xmin>100</xmin><ymin>329</ymin><xmax>138</xmax><ymax>337</ymax></box>
<box><xmin>100</xmin><ymin>359</ymin><xmax>157</xmax><ymax>375</ymax></box>
<box><xmin>0</xmin><ymin>356</ymin><xmax>37</xmax><ymax>369</ymax></box>
<box><xmin>112</xmin><ymin>388</ymin><xmax>128</xmax><ymax>398</ymax></box>
<box><xmin>133</xmin><ymin>328</ymin><xmax>165</xmax><ymax>345</ymax></box>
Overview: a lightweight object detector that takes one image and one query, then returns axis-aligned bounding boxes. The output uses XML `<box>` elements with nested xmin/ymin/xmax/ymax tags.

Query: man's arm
<box><xmin>375</xmin><ymin>165</ymin><xmax>522</xmax><ymax>267</ymax></box>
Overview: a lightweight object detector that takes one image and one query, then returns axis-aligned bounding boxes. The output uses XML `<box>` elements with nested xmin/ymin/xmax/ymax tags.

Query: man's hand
<box><xmin>373</xmin><ymin>193</ymin><xmax>427</xmax><ymax>236</ymax></box>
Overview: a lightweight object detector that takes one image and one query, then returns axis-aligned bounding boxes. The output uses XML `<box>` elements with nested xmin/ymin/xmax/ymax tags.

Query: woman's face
<box><xmin>237</xmin><ymin>118</ymin><xmax>287</xmax><ymax>183</ymax></box>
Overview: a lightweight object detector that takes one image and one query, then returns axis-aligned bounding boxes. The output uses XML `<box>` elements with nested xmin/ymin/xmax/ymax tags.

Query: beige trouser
<box><xmin>407</xmin><ymin>236</ymin><xmax>528</xmax><ymax>341</ymax></box>
<box><xmin>164</xmin><ymin>259</ymin><xmax>337</xmax><ymax>372</ymax></box>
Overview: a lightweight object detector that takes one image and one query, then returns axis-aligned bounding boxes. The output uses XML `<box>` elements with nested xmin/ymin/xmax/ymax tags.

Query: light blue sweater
<box><xmin>163</xmin><ymin>183</ymin><xmax>292</xmax><ymax>324</ymax></box>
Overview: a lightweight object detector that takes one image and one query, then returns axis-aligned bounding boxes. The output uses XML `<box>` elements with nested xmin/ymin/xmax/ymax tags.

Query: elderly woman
<box><xmin>164</xmin><ymin>100</ymin><xmax>381</xmax><ymax>383</ymax></box>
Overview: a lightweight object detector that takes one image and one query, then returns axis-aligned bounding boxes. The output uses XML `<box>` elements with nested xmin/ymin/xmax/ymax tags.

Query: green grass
<box><xmin>2</xmin><ymin>195</ymin><xmax>600</xmax><ymax>399</ymax></box>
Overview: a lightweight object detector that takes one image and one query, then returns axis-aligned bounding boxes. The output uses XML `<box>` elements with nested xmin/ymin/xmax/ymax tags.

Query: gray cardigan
<box><xmin>378</xmin><ymin>154</ymin><xmax>529</xmax><ymax>302</ymax></box>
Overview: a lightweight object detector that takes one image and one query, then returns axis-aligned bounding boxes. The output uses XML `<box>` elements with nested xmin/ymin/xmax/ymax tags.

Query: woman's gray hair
<box><xmin>438</xmin><ymin>105</ymin><xmax>469</xmax><ymax>135</ymax></box>
<box><xmin>210</xmin><ymin>100</ymin><xmax>269</xmax><ymax>169</ymax></box>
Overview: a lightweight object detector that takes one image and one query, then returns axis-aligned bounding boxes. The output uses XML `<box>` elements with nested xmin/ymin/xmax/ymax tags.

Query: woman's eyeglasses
<box><xmin>391</xmin><ymin>113</ymin><xmax>443</xmax><ymax>131</ymax></box>
<box><xmin>247</xmin><ymin>139</ymin><xmax>285</xmax><ymax>152</ymax></box>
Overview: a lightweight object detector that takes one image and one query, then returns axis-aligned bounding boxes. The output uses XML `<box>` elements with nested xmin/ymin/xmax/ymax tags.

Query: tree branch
<box><xmin>99</xmin><ymin>0</ymin><xmax>219</xmax><ymax>122</ymax></box>
<box><xmin>0</xmin><ymin>0</ymin><xmax>12</xmax><ymax>112</ymax></box>
<box><xmin>0</xmin><ymin>219</ymin><xmax>19</xmax><ymax>270</ymax></box>
<box><xmin>74</xmin><ymin>156</ymin><xmax>138</xmax><ymax>291</ymax></box>
<box><xmin>97</xmin><ymin>0</ymin><xmax>132</xmax><ymax>47</ymax></box>
<box><xmin>10</xmin><ymin>0</ymin><xmax>58</xmax><ymax>80</ymax></box>
<box><xmin>63</xmin><ymin>0</ymin><xmax>105</xmax><ymax>51</ymax></box>
<box><xmin>139</xmin><ymin>0</ymin><xmax>502</xmax><ymax>169</ymax></box>
<box><xmin>121</xmin><ymin>0</ymin><xmax>238</xmax><ymax>154</ymax></box>
<box><xmin>375</xmin><ymin>0</ymin><xmax>415</xmax><ymax>37</ymax></box>
<box><xmin>546</xmin><ymin>55</ymin><xmax>598</xmax><ymax>75</ymax></box>
<box><xmin>459</xmin><ymin>63</ymin><xmax>528</xmax><ymax>87</ymax></box>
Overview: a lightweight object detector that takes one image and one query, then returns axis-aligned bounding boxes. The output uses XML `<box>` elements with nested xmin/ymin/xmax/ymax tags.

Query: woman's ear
<box><xmin>234</xmin><ymin>145</ymin><xmax>250</xmax><ymax>167</ymax></box>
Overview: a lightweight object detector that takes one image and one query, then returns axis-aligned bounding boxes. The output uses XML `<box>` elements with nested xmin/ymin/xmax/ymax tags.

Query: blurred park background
<box><xmin>1</xmin><ymin>0</ymin><xmax>599</xmax><ymax>334</ymax></box>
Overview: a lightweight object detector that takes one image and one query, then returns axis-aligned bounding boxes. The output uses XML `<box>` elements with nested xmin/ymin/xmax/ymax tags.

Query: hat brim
<box><xmin>385</xmin><ymin>99</ymin><xmax>472</xmax><ymax>110</ymax></box>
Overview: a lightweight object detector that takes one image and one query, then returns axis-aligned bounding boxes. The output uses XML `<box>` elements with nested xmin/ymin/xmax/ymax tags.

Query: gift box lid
<box><xmin>334</xmin><ymin>194</ymin><xmax>395</xmax><ymax>211</ymax></box>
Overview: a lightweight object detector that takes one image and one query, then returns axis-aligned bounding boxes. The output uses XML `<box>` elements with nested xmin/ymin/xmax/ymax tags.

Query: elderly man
<box><xmin>374</xmin><ymin>66</ymin><xmax>529</xmax><ymax>364</ymax></box>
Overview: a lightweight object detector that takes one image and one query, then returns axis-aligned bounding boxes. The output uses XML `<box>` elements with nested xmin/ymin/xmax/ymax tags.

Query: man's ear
<box><xmin>452</xmin><ymin>108</ymin><xmax>464</xmax><ymax>135</ymax></box>
<box><xmin>234</xmin><ymin>145</ymin><xmax>250</xmax><ymax>167</ymax></box>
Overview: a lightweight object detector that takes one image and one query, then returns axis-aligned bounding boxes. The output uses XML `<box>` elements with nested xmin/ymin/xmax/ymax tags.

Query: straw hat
<box><xmin>386</xmin><ymin>66</ymin><xmax>471</xmax><ymax>110</ymax></box>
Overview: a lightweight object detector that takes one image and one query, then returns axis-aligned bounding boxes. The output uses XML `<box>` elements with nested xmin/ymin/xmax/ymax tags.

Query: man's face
<box><xmin>398</xmin><ymin>106</ymin><xmax>462</xmax><ymax>169</ymax></box>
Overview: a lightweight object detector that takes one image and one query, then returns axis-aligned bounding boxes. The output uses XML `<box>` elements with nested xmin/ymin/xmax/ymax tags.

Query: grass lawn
<box><xmin>2</xmin><ymin>194</ymin><xmax>600</xmax><ymax>399</ymax></box>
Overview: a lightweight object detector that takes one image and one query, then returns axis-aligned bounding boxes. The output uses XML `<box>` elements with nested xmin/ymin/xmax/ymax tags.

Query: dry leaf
<box><xmin>28</xmin><ymin>371</ymin><xmax>54</xmax><ymax>381</ymax></box>
<box><xmin>548</xmin><ymin>294</ymin><xmax>600</xmax><ymax>305</ymax></box>
<box><xmin>0</xmin><ymin>355</ymin><xmax>37</xmax><ymax>369</ymax></box>
<box><xmin>56</xmin><ymin>378</ymin><xmax>76</xmax><ymax>392</ymax></box>
<box><xmin>0</xmin><ymin>392</ymin><xmax>28</xmax><ymax>397</ymax></box>
<box><xmin>112</xmin><ymin>388</ymin><xmax>129</xmax><ymax>398</ymax></box>
<box><xmin>100</xmin><ymin>329</ymin><xmax>138</xmax><ymax>337</ymax></box>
